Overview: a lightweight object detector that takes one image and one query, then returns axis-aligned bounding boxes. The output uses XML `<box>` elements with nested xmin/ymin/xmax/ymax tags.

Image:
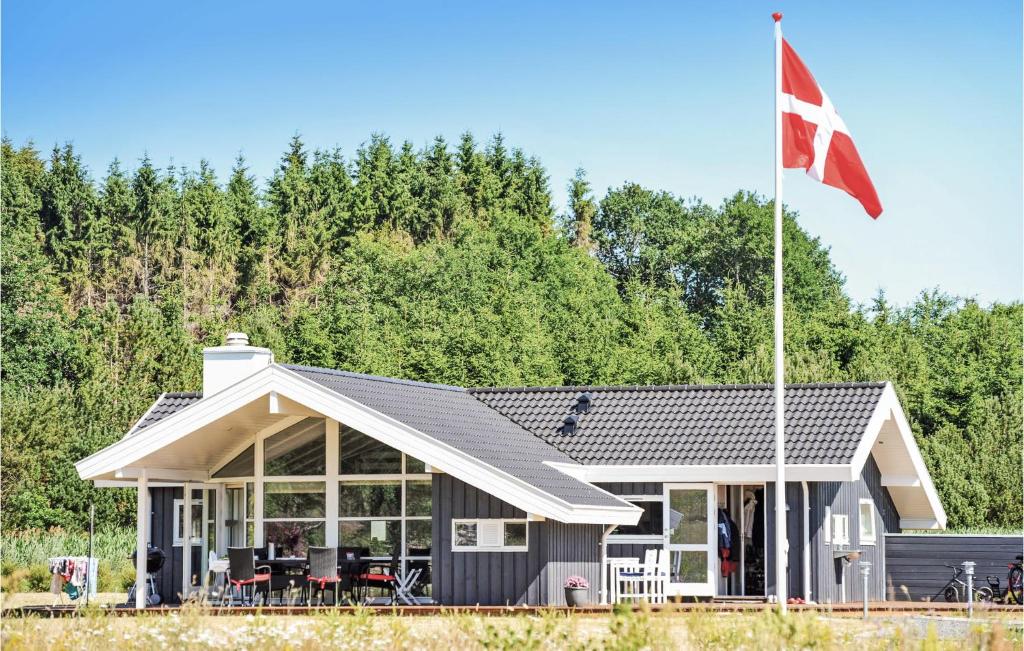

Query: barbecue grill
<box><xmin>125</xmin><ymin>545</ymin><xmax>166</xmax><ymax>606</ymax></box>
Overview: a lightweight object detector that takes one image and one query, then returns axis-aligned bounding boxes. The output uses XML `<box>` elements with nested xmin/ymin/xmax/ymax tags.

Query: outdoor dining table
<box><xmin>259</xmin><ymin>556</ymin><xmax>372</xmax><ymax>604</ymax></box>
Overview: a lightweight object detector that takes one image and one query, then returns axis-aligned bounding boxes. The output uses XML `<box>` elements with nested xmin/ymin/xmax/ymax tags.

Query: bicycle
<box><xmin>978</xmin><ymin>554</ymin><xmax>1023</xmax><ymax>605</ymax></box>
<box><xmin>942</xmin><ymin>564</ymin><xmax>994</xmax><ymax>603</ymax></box>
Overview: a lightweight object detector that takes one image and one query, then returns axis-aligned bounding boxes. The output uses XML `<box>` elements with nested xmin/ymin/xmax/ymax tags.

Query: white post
<box><xmin>254</xmin><ymin>433</ymin><xmax>264</xmax><ymax>546</ymax></box>
<box><xmin>772</xmin><ymin>11</ymin><xmax>788</xmax><ymax>614</ymax></box>
<box><xmin>182</xmin><ymin>482</ymin><xmax>192</xmax><ymax>600</ymax></box>
<box><xmin>215</xmin><ymin>483</ymin><xmax>227</xmax><ymax>555</ymax></box>
<box><xmin>325</xmin><ymin>419</ymin><xmax>340</xmax><ymax>547</ymax></box>
<box><xmin>135</xmin><ymin>469</ymin><xmax>149</xmax><ymax>609</ymax></box>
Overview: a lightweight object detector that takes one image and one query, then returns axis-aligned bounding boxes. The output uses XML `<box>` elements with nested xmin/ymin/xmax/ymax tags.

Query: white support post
<box><xmin>772</xmin><ymin>11</ymin><xmax>788</xmax><ymax>614</ymax></box>
<box><xmin>135</xmin><ymin>469</ymin><xmax>149</xmax><ymax>609</ymax></box>
<box><xmin>215</xmin><ymin>483</ymin><xmax>227</xmax><ymax>555</ymax></box>
<box><xmin>201</xmin><ymin>486</ymin><xmax>210</xmax><ymax>580</ymax></box>
<box><xmin>254</xmin><ymin>433</ymin><xmax>264</xmax><ymax>546</ymax></box>
<box><xmin>325</xmin><ymin>418</ymin><xmax>340</xmax><ymax>547</ymax></box>
<box><xmin>182</xmin><ymin>482</ymin><xmax>192</xmax><ymax>599</ymax></box>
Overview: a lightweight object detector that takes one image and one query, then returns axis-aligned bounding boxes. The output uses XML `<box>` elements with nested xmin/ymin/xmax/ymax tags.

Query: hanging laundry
<box><xmin>48</xmin><ymin>556</ymin><xmax>95</xmax><ymax>601</ymax></box>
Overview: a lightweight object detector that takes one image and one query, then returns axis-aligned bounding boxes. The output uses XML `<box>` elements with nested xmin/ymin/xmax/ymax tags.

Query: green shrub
<box><xmin>113</xmin><ymin>564</ymin><xmax>137</xmax><ymax>592</ymax></box>
<box><xmin>24</xmin><ymin>564</ymin><xmax>52</xmax><ymax>592</ymax></box>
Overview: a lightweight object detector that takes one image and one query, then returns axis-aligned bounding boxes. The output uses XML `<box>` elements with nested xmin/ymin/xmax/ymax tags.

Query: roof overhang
<box><xmin>546</xmin><ymin>383</ymin><xmax>946</xmax><ymax>530</ymax></box>
<box><xmin>849</xmin><ymin>382</ymin><xmax>947</xmax><ymax>530</ymax></box>
<box><xmin>76</xmin><ymin>365</ymin><xmax>639</xmax><ymax>525</ymax></box>
<box><xmin>546</xmin><ymin>462</ymin><xmax>855</xmax><ymax>483</ymax></box>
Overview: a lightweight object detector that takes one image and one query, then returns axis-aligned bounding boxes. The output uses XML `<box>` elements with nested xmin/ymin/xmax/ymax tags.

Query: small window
<box><xmin>454</xmin><ymin>521</ymin><xmax>478</xmax><ymax>547</ymax></box>
<box><xmin>610</xmin><ymin>500</ymin><xmax>663</xmax><ymax>537</ymax></box>
<box><xmin>831</xmin><ymin>514</ymin><xmax>849</xmax><ymax>545</ymax></box>
<box><xmin>172</xmin><ymin>499</ymin><xmax>203</xmax><ymax>546</ymax></box>
<box><xmin>452</xmin><ymin>519</ymin><xmax>528</xmax><ymax>552</ymax></box>
<box><xmin>859</xmin><ymin>499</ymin><xmax>877</xmax><ymax>545</ymax></box>
<box><xmin>503</xmin><ymin>522</ymin><xmax>527</xmax><ymax>547</ymax></box>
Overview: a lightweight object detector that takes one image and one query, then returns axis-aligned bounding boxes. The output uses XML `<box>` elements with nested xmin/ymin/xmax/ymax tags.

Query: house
<box><xmin>75</xmin><ymin>333</ymin><xmax>946</xmax><ymax>607</ymax></box>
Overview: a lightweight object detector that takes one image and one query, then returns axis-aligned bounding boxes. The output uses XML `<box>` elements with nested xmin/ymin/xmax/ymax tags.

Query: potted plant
<box><xmin>564</xmin><ymin>575</ymin><xmax>590</xmax><ymax>607</ymax></box>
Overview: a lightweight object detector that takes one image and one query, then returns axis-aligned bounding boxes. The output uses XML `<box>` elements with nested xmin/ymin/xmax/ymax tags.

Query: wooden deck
<box><xmin>5</xmin><ymin>601</ymin><xmax>1022</xmax><ymax>618</ymax></box>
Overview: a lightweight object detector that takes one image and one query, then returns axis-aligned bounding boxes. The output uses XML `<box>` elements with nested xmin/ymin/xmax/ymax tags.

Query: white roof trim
<box><xmin>849</xmin><ymin>382</ymin><xmax>946</xmax><ymax>529</ymax></box>
<box><xmin>76</xmin><ymin>365</ymin><xmax>639</xmax><ymax>525</ymax></box>
<box><xmin>546</xmin><ymin>461</ymin><xmax>856</xmax><ymax>483</ymax></box>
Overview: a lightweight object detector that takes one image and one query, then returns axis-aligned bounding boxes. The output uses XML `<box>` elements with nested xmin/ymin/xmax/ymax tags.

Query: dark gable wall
<box><xmin>432</xmin><ymin>474</ymin><xmax>602</xmax><ymax>605</ymax></box>
<box><xmin>807</xmin><ymin>455</ymin><xmax>899</xmax><ymax>603</ymax></box>
<box><xmin>760</xmin><ymin>455</ymin><xmax>900</xmax><ymax>603</ymax></box>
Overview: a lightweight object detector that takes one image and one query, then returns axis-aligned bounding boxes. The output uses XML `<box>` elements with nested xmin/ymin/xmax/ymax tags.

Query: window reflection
<box><xmin>264</xmin><ymin>418</ymin><xmax>326</xmax><ymax>476</ymax></box>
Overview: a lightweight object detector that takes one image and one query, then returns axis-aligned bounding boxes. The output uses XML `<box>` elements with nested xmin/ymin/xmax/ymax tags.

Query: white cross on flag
<box><xmin>780</xmin><ymin>38</ymin><xmax>882</xmax><ymax>218</ymax></box>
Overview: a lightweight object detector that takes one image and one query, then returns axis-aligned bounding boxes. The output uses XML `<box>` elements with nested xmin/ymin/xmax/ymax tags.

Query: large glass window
<box><xmin>264</xmin><ymin>481</ymin><xmax>326</xmax><ymax>518</ymax></box>
<box><xmin>406</xmin><ymin>520</ymin><xmax>432</xmax><ymax>556</ymax></box>
<box><xmin>339</xmin><ymin>426</ymin><xmax>401</xmax><ymax>474</ymax></box>
<box><xmin>264</xmin><ymin>481</ymin><xmax>326</xmax><ymax>558</ymax></box>
<box><xmin>264</xmin><ymin>521</ymin><xmax>325</xmax><ymax>558</ymax></box>
<box><xmin>406</xmin><ymin>480</ymin><xmax>432</xmax><ymax>517</ymax></box>
<box><xmin>338</xmin><ymin>520</ymin><xmax>401</xmax><ymax>556</ymax></box>
<box><xmin>264</xmin><ymin>418</ymin><xmax>326</xmax><ymax>476</ymax></box>
<box><xmin>338</xmin><ymin>426</ymin><xmax>432</xmax><ymax>568</ymax></box>
<box><xmin>338</xmin><ymin>481</ymin><xmax>401</xmax><ymax>517</ymax></box>
<box><xmin>213</xmin><ymin>445</ymin><xmax>254</xmax><ymax>478</ymax></box>
<box><xmin>225</xmin><ymin>485</ymin><xmax>252</xmax><ymax>547</ymax></box>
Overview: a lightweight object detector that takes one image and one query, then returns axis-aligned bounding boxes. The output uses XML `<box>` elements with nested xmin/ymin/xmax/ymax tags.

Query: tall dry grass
<box><xmin>2</xmin><ymin>603</ymin><xmax>1021</xmax><ymax>651</ymax></box>
<box><xmin>1</xmin><ymin>528</ymin><xmax>136</xmax><ymax>593</ymax></box>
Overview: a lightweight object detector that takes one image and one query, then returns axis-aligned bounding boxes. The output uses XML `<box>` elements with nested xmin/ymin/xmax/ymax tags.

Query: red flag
<box><xmin>780</xmin><ymin>38</ymin><xmax>882</xmax><ymax>218</ymax></box>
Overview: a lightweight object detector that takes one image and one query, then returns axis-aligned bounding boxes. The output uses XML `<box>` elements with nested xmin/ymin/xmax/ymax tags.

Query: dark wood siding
<box><xmin>543</xmin><ymin>521</ymin><xmax>603</xmax><ymax>605</ymax></box>
<box><xmin>765</xmin><ymin>481</ymin><xmax>804</xmax><ymax>599</ymax></box>
<box><xmin>884</xmin><ymin>535</ymin><xmax>1024</xmax><ymax>601</ymax></box>
<box><xmin>432</xmin><ymin>474</ymin><xmax>535</xmax><ymax>605</ymax></box>
<box><xmin>431</xmin><ymin>475</ymin><xmax>602</xmax><ymax>605</ymax></box>
<box><xmin>807</xmin><ymin>455</ymin><xmax>899</xmax><ymax>603</ymax></box>
<box><xmin>595</xmin><ymin>482</ymin><xmax>662</xmax><ymax>496</ymax></box>
<box><xmin>150</xmin><ymin>487</ymin><xmax>203</xmax><ymax>605</ymax></box>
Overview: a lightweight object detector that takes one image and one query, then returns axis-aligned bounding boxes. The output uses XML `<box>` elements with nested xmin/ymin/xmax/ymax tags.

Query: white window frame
<box><xmin>830</xmin><ymin>513</ymin><xmax>850</xmax><ymax>546</ymax></box>
<box><xmin>858</xmin><ymin>499</ymin><xmax>877</xmax><ymax>545</ymax></box>
<box><xmin>207</xmin><ymin>417</ymin><xmax>434</xmax><ymax>573</ymax></box>
<box><xmin>452</xmin><ymin>519</ymin><xmax>529</xmax><ymax>552</ymax></box>
<box><xmin>173</xmin><ymin>498</ymin><xmax>203</xmax><ymax>547</ymax></box>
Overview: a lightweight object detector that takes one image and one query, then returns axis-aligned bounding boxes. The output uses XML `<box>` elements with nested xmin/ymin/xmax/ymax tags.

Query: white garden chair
<box><xmin>615</xmin><ymin>549</ymin><xmax>669</xmax><ymax>604</ymax></box>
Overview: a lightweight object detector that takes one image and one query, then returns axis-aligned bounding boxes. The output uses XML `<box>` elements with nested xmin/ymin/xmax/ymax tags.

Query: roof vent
<box><xmin>574</xmin><ymin>391</ymin><xmax>593</xmax><ymax>414</ymax></box>
<box><xmin>561</xmin><ymin>414</ymin><xmax>579</xmax><ymax>435</ymax></box>
<box><xmin>225</xmin><ymin>332</ymin><xmax>250</xmax><ymax>347</ymax></box>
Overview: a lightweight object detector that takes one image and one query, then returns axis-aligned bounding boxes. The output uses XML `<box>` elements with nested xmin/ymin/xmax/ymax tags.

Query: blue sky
<box><xmin>3</xmin><ymin>1</ymin><xmax>1021</xmax><ymax>306</ymax></box>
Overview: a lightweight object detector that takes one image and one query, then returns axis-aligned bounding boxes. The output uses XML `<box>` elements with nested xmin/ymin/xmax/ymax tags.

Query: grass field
<box><xmin>2</xmin><ymin>605</ymin><xmax>1021</xmax><ymax>650</ymax></box>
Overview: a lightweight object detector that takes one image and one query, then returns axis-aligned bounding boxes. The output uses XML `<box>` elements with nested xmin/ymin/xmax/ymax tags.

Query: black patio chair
<box><xmin>356</xmin><ymin>546</ymin><xmax>401</xmax><ymax>604</ymax></box>
<box><xmin>225</xmin><ymin>546</ymin><xmax>271</xmax><ymax>606</ymax></box>
<box><xmin>305</xmin><ymin>547</ymin><xmax>341</xmax><ymax>606</ymax></box>
<box><xmin>337</xmin><ymin>547</ymin><xmax>365</xmax><ymax>603</ymax></box>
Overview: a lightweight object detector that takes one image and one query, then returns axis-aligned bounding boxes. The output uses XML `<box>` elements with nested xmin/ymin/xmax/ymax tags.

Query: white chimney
<box><xmin>202</xmin><ymin>332</ymin><xmax>273</xmax><ymax>396</ymax></box>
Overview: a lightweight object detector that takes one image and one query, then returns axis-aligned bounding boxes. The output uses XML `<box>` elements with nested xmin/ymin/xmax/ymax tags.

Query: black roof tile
<box><xmin>470</xmin><ymin>382</ymin><xmax>886</xmax><ymax>466</ymax></box>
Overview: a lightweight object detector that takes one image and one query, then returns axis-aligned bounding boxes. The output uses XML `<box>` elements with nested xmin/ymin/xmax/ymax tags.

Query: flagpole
<box><xmin>772</xmin><ymin>11</ymin><xmax>788</xmax><ymax>614</ymax></box>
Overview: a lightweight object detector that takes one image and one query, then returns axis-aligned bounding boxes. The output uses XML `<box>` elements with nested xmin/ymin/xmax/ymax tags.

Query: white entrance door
<box><xmin>663</xmin><ymin>483</ymin><xmax>716</xmax><ymax>596</ymax></box>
